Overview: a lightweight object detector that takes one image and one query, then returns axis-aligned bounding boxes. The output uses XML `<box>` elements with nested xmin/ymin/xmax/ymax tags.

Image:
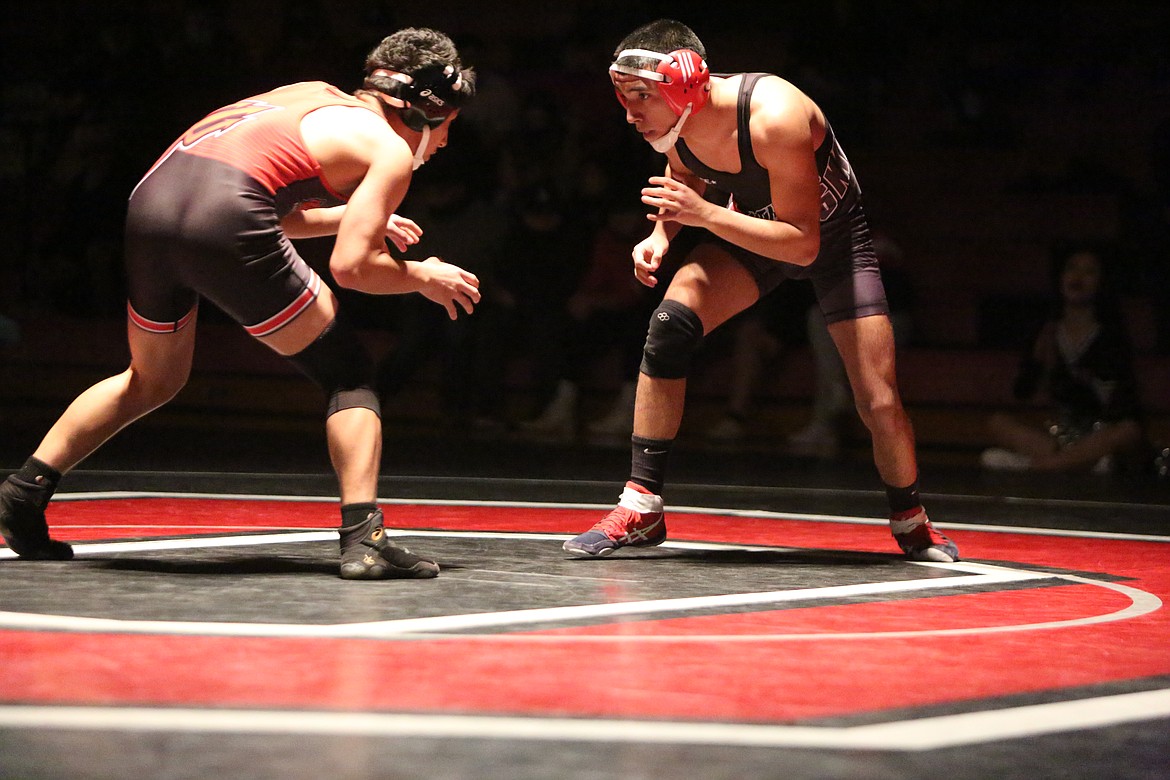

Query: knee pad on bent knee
<box><xmin>640</xmin><ymin>300</ymin><xmax>704</xmax><ymax>379</ymax></box>
<box><xmin>288</xmin><ymin>319</ymin><xmax>381</xmax><ymax>419</ymax></box>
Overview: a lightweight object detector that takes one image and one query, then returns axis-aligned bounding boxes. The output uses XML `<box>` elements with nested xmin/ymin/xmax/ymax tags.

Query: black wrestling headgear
<box><xmin>373</xmin><ymin>63</ymin><xmax>466</xmax><ymax>131</ymax></box>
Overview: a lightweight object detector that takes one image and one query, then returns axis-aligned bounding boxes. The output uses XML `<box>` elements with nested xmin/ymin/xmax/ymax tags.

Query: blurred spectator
<box><xmin>497</xmin><ymin>91</ymin><xmax>581</xmax><ymax>206</ymax></box>
<box><xmin>449</xmin><ymin>35</ymin><xmax>521</xmax><ymax>154</ymax></box>
<box><xmin>706</xmin><ymin>232</ymin><xmax>915</xmax><ymax>455</ymax></box>
<box><xmin>703</xmin><ymin>281</ymin><xmax>814</xmax><ymax>442</ymax></box>
<box><xmin>981</xmin><ymin>244</ymin><xmax>1146</xmax><ymax>473</ymax></box>
<box><xmin>495</xmin><ymin>182</ymin><xmax>592</xmax><ymax>430</ymax></box>
<box><xmin>23</xmin><ymin>106</ymin><xmax>133</xmax><ymax>317</ymax></box>
<box><xmin>1140</xmin><ymin>114</ymin><xmax>1170</xmax><ymax>354</ymax></box>
<box><xmin>210</xmin><ymin>0</ymin><xmax>320</xmax><ymax>99</ymax></box>
<box><xmin>0</xmin><ymin>313</ymin><xmax>19</xmax><ymax>347</ymax></box>
<box><xmin>519</xmin><ymin>200</ymin><xmax>660</xmax><ymax>440</ymax></box>
<box><xmin>373</xmin><ymin>130</ymin><xmax>509</xmax><ymax>427</ymax></box>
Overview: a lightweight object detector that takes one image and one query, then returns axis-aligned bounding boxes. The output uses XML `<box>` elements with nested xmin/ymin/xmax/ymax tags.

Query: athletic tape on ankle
<box><xmin>889</xmin><ymin>510</ymin><xmax>928</xmax><ymax>535</ymax></box>
<box><xmin>619</xmin><ymin>485</ymin><xmax>663</xmax><ymax>514</ymax></box>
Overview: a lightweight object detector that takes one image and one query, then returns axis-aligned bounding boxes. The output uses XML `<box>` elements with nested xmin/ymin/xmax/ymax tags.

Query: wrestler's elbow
<box><xmin>778</xmin><ymin>228</ymin><xmax>820</xmax><ymax>266</ymax></box>
<box><xmin>329</xmin><ymin>255</ymin><xmax>367</xmax><ymax>290</ymax></box>
<box><xmin>790</xmin><ymin>242</ymin><xmax>820</xmax><ymax>266</ymax></box>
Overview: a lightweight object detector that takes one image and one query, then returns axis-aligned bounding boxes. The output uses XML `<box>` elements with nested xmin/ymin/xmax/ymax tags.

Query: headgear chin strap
<box><xmin>610</xmin><ymin>48</ymin><xmax>710</xmax><ymax>116</ymax></box>
<box><xmin>411</xmin><ymin>125</ymin><xmax>430</xmax><ymax>170</ymax></box>
<box><xmin>649</xmin><ymin>104</ymin><xmax>691</xmax><ymax>153</ymax></box>
<box><xmin>371</xmin><ymin>63</ymin><xmax>464</xmax><ymax>132</ymax></box>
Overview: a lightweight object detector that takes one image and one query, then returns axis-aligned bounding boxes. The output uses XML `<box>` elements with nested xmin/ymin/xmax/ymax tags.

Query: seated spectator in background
<box><xmin>495</xmin><ymin>182</ymin><xmax>592</xmax><ymax>430</ymax></box>
<box><xmin>704</xmin><ymin>280</ymin><xmax>813</xmax><ymax>441</ymax></box>
<box><xmin>0</xmin><ymin>313</ymin><xmax>19</xmax><ymax>348</ymax></box>
<box><xmin>374</xmin><ymin>133</ymin><xmax>509</xmax><ymax>428</ymax></box>
<box><xmin>520</xmin><ymin>200</ymin><xmax>660</xmax><ymax>440</ymax></box>
<box><xmin>707</xmin><ymin>232</ymin><xmax>914</xmax><ymax>455</ymax></box>
<box><xmin>981</xmin><ymin>244</ymin><xmax>1145</xmax><ymax>473</ymax></box>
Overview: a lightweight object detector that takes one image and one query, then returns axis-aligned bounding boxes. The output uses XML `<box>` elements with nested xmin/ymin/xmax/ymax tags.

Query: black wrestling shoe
<box><xmin>0</xmin><ymin>476</ymin><xmax>74</xmax><ymax>560</ymax></box>
<box><xmin>338</xmin><ymin>508</ymin><xmax>438</xmax><ymax>580</ymax></box>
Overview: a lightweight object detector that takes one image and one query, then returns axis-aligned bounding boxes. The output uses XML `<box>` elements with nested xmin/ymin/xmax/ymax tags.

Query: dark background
<box><xmin>1</xmin><ymin>0</ymin><xmax>1168</xmax><ymax>482</ymax></box>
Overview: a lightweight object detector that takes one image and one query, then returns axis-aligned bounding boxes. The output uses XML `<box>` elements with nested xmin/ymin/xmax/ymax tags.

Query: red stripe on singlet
<box><xmin>243</xmin><ymin>272</ymin><xmax>322</xmax><ymax>338</ymax></box>
<box><xmin>127</xmin><ymin>302</ymin><xmax>197</xmax><ymax>334</ymax></box>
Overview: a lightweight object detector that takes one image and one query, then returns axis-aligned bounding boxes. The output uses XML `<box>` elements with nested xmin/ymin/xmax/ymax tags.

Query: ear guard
<box><xmin>373</xmin><ymin>63</ymin><xmax>464</xmax><ymax>131</ymax></box>
<box><xmin>610</xmin><ymin>48</ymin><xmax>710</xmax><ymax>116</ymax></box>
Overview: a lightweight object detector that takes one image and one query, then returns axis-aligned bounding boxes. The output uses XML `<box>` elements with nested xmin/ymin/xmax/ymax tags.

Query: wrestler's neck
<box><xmin>678</xmin><ymin>75</ymin><xmax>738</xmax><ymax>149</ymax></box>
<box><xmin>356</xmin><ymin>92</ymin><xmax>426</xmax><ymax>145</ymax></box>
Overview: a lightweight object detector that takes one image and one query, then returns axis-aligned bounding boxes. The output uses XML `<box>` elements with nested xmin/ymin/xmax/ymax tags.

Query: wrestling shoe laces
<box><xmin>890</xmin><ymin>507</ymin><xmax>959</xmax><ymax>563</ymax></box>
<box><xmin>563</xmin><ymin>481</ymin><xmax>667</xmax><ymax>556</ymax></box>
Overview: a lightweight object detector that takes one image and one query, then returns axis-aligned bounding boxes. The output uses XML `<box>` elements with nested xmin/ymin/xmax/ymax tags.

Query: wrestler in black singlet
<box><xmin>674</xmin><ymin>73</ymin><xmax>888</xmax><ymax>324</ymax></box>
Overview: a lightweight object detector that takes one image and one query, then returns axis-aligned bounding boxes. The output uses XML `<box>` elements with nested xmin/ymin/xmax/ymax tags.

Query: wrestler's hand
<box><xmin>632</xmin><ymin>232</ymin><xmax>669</xmax><ymax>288</ymax></box>
<box><xmin>642</xmin><ymin>176</ymin><xmax>714</xmax><ymax>227</ymax></box>
<box><xmin>385</xmin><ymin>214</ymin><xmax>423</xmax><ymax>252</ymax></box>
<box><xmin>418</xmin><ymin>256</ymin><xmax>481</xmax><ymax>320</ymax></box>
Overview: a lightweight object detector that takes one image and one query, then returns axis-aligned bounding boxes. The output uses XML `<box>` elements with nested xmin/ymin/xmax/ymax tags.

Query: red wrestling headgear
<box><xmin>609</xmin><ymin>48</ymin><xmax>710</xmax><ymax>116</ymax></box>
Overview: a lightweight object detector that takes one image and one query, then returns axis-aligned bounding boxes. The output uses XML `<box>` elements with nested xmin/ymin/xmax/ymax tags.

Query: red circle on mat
<box><xmin>1</xmin><ymin>495</ymin><xmax>1167</xmax><ymax>723</ymax></box>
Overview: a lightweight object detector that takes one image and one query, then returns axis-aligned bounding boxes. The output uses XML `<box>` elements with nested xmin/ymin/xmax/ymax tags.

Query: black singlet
<box><xmin>673</xmin><ymin>73</ymin><xmax>887</xmax><ymax>324</ymax></box>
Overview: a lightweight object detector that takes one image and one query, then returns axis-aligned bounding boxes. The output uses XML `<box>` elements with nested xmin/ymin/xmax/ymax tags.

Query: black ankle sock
<box><xmin>884</xmin><ymin>480</ymin><xmax>921</xmax><ymax>515</ymax></box>
<box><xmin>630</xmin><ymin>435</ymin><xmax>672</xmax><ymax>495</ymax></box>
<box><xmin>340</xmin><ymin>502</ymin><xmax>379</xmax><ymax>529</ymax></box>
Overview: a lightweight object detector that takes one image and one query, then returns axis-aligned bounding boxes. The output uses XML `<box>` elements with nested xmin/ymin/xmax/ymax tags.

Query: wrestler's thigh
<box><xmin>665</xmin><ymin>243</ymin><xmax>760</xmax><ymax>334</ymax></box>
<box><xmin>256</xmin><ymin>285</ymin><xmax>340</xmax><ymax>356</ymax></box>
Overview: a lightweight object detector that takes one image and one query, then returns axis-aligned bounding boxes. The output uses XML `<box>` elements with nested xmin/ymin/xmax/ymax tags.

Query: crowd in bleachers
<box><xmin>2</xmin><ymin>1</ymin><xmax>1168</xmax><ymax>460</ymax></box>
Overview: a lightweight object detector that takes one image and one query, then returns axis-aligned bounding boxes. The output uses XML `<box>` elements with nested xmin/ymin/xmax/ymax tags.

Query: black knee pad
<box><xmin>640</xmin><ymin>300</ymin><xmax>704</xmax><ymax>379</ymax></box>
<box><xmin>288</xmin><ymin>319</ymin><xmax>381</xmax><ymax>419</ymax></box>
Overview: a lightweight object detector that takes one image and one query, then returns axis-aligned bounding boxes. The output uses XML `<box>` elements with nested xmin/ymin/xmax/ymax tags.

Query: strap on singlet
<box><xmin>734</xmin><ymin>72</ymin><xmax>833</xmax><ymax>174</ymax></box>
<box><xmin>736</xmin><ymin>73</ymin><xmax>766</xmax><ymax>170</ymax></box>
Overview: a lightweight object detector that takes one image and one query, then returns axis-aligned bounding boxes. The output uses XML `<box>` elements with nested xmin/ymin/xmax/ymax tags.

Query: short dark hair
<box><xmin>362</xmin><ymin>28</ymin><xmax>476</xmax><ymax>103</ymax></box>
<box><xmin>614</xmin><ymin>19</ymin><xmax>706</xmax><ymax>70</ymax></box>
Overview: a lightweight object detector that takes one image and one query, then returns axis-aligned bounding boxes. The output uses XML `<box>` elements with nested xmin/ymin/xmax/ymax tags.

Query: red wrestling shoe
<box><xmin>890</xmin><ymin>507</ymin><xmax>959</xmax><ymax>562</ymax></box>
<box><xmin>563</xmin><ymin>481</ymin><xmax>667</xmax><ymax>556</ymax></box>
